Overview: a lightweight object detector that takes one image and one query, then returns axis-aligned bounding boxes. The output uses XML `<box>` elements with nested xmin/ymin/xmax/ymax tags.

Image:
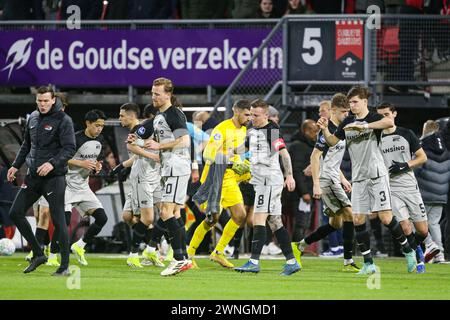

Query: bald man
<box><xmin>193</xmin><ymin>111</ymin><xmax>219</xmax><ymax>132</ymax></box>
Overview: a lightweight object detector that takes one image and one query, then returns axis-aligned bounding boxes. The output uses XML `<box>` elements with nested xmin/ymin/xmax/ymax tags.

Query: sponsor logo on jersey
<box><xmin>346</xmin><ymin>131</ymin><xmax>370</xmax><ymax>142</ymax></box>
<box><xmin>44</xmin><ymin>124</ymin><xmax>53</xmax><ymax>131</ymax></box>
<box><xmin>80</xmin><ymin>153</ymin><xmax>99</xmax><ymax>159</ymax></box>
<box><xmin>382</xmin><ymin>145</ymin><xmax>405</xmax><ymax>154</ymax></box>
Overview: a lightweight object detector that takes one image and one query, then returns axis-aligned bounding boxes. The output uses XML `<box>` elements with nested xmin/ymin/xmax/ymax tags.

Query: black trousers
<box><xmin>9</xmin><ymin>174</ymin><xmax>69</xmax><ymax>268</ymax></box>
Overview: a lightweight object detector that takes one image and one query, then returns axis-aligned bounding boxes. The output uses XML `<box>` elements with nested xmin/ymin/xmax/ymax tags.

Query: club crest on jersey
<box><xmin>44</xmin><ymin>124</ymin><xmax>53</xmax><ymax>131</ymax></box>
<box><xmin>138</xmin><ymin>127</ymin><xmax>146</xmax><ymax>135</ymax></box>
<box><xmin>214</xmin><ymin>133</ymin><xmax>222</xmax><ymax>140</ymax></box>
<box><xmin>320</xmin><ymin>135</ymin><xmax>326</xmax><ymax>143</ymax></box>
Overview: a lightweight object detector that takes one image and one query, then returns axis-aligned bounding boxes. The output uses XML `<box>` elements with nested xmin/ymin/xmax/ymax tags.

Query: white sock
<box><xmin>146</xmin><ymin>245</ymin><xmax>156</xmax><ymax>253</ymax></box>
<box><xmin>286</xmin><ymin>258</ymin><xmax>296</xmax><ymax>265</ymax></box>
<box><xmin>250</xmin><ymin>259</ymin><xmax>259</xmax><ymax>265</ymax></box>
<box><xmin>344</xmin><ymin>258</ymin><xmax>354</xmax><ymax>265</ymax></box>
<box><xmin>298</xmin><ymin>239</ymin><xmax>307</xmax><ymax>251</ymax></box>
<box><xmin>77</xmin><ymin>238</ymin><xmax>87</xmax><ymax>249</ymax></box>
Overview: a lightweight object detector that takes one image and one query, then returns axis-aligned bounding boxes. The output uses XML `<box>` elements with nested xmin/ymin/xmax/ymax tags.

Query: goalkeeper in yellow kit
<box><xmin>187</xmin><ymin>100</ymin><xmax>252</xmax><ymax>268</ymax></box>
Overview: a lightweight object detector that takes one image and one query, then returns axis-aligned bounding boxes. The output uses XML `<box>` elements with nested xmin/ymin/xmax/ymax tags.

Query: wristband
<box><xmin>192</xmin><ymin>162</ymin><xmax>199</xmax><ymax>170</ymax></box>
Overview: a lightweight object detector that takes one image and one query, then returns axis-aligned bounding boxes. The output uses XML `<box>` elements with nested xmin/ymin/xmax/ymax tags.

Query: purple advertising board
<box><xmin>0</xmin><ymin>28</ymin><xmax>280</xmax><ymax>87</ymax></box>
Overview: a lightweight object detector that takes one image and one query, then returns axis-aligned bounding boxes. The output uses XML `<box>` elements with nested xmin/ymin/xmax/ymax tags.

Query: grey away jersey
<box><xmin>381</xmin><ymin>126</ymin><xmax>421</xmax><ymax>191</ymax></box>
<box><xmin>335</xmin><ymin>111</ymin><xmax>387</xmax><ymax>182</ymax></box>
<box><xmin>153</xmin><ymin>106</ymin><xmax>191</xmax><ymax>177</ymax></box>
<box><xmin>66</xmin><ymin>131</ymin><xmax>103</xmax><ymax>191</ymax></box>
<box><xmin>130</xmin><ymin>119</ymin><xmax>160</xmax><ymax>184</ymax></box>
<box><xmin>247</xmin><ymin>121</ymin><xmax>286</xmax><ymax>186</ymax></box>
<box><xmin>315</xmin><ymin>121</ymin><xmax>346</xmax><ymax>185</ymax></box>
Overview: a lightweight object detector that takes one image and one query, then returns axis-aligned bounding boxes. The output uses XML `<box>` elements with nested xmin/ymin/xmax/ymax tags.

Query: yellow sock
<box><xmin>187</xmin><ymin>220</ymin><xmax>211</xmax><ymax>257</ymax></box>
<box><xmin>215</xmin><ymin>218</ymin><xmax>240</xmax><ymax>253</ymax></box>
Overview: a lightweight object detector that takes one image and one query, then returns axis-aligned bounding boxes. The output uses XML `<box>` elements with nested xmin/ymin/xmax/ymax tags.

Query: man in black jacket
<box><xmin>7</xmin><ymin>86</ymin><xmax>76</xmax><ymax>275</ymax></box>
<box><xmin>288</xmin><ymin>119</ymin><xmax>318</xmax><ymax>242</ymax></box>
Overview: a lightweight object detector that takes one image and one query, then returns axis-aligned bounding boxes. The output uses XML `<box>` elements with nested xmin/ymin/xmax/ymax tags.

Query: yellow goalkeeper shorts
<box><xmin>221</xmin><ymin>182</ymin><xmax>244</xmax><ymax>209</ymax></box>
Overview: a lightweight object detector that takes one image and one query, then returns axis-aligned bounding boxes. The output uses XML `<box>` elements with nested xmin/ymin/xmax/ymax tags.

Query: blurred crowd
<box><xmin>0</xmin><ymin>0</ymin><xmax>448</xmax><ymax>21</ymax></box>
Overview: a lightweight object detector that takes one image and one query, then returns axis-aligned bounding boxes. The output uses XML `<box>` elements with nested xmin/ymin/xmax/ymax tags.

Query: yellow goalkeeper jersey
<box><xmin>201</xmin><ymin>118</ymin><xmax>247</xmax><ymax>187</ymax></box>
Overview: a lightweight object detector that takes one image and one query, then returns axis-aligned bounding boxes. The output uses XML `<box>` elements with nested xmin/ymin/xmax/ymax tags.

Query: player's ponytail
<box><xmin>171</xmin><ymin>95</ymin><xmax>183</xmax><ymax>109</ymax></box>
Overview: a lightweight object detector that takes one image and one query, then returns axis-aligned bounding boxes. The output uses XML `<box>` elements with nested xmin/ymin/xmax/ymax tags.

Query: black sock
<box><xmin>355</xmin><ymin>224</ymin><xmax>373</xmax><ymax>264</ymax></box>
<box><xmin>83</xmin><ymin>208</ymin><xmax>107</xmax><ymax>244</ymax></box>
<box><xmin>43</xmin><ymin>229</ymin><xmax>50</xmax><ymax>246</ymax></box>
<box><xmin>265</xmin><ymin>224</ymin><xmax>272</xmax><ymax>245</ymax></box>
<box><xmin>131</xmin><ymin>221</ymin><xmax>148</xmax><ymax>253</ymax></box>
<box><xmin>386</xmin><ymin>217</ymin><xmax>412</xmax><ymax>253</ymax></box>
<box><xmin>274</xmin><ymin>227</ymin><xmax>295</xmax><ymax>260</ymax></box>
<box><xmin>144</xmin><ymin>227</ymin><xmax>153</xmax><ymax>245</ymax></box>
<box><xmin>370</xmin><ymin>216</ymin><xmax>385</xmax><ymax>251</ymax></box>
<box><xmin>415</xmin><ymin>232</ymin><xmax>427</xmax><ymax>261</ymax></box>
<box><xmin>247</xmin><ymin>227</ymin><xmax>253</xmax><ymax>252</ymax></box>
<box><xmin>415</xmin><ymin>232</ymin><xmax>427</xmax><ymax>247</ymax></box>
<box><xmin>65</xmin><ymin>211</ymin><xmax>71</xmax><ymax>226</ymax></box>
<box><xmin>35</xmin><ymin>227</ymin><xmax>47</xmax><ymax>247</ymax></box>
<box><xmin>233</xmin><ymin>227</ymin><xmax>244</xmax><ymax>250</ymax></box>
<box><xmin>305</xmin><ymin>224</ymin><xmax>336</xmax><ymax>245</ymax></box>
<box><xmin>343</xmin><ymin>221</ymin><xmax>354</xmax><ymax>260</ymax></box>
<box><xmin>165</xmin><ymin>217</ymin><xmax>184</xmax><ymax>261</ymax></box>
<box><xmin>50</xmin><ymin>230</ymin><xmax>59</xmax><ymax>254</ymax></box>
<box><xmin>406</xmin><ymin>232</ymin><xmax>417</xmax><ymax>249</ymax></box>
<box><xmin>149</xmin><ymin>219</ymin><xmax>167</xmax><ymax>248</ymax></box>
<box><xmin>406</xmin><ymin>232</ymin><xmax>420</xmax><ymax>261</ymax></box>
<box><xmin>177</xmin><ymin>217</ymin><xmax>187</xmax><ymax>258</ymax></box>
<box><xmin>250</xmin><ymin>225</ymin><xmax>267</xmax><ymax>260</ymax></box>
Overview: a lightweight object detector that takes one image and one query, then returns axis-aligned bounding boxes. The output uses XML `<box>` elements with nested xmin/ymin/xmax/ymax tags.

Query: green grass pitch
<box><xmin>1</xmin><ymin>253</ymin><xmax>449</xmax><ymax>300</ymax></box>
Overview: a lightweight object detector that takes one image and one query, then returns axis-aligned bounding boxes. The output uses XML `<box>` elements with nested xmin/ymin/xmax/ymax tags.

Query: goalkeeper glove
<box><xmin>389</xmin><ymin>161</ymin><xmax>409</xmax><ymax>176</ymax></box>
<box><xmin>231</xmin><ymin>159</ymin><xmax>250</xmax><ymax>175</ymax></box>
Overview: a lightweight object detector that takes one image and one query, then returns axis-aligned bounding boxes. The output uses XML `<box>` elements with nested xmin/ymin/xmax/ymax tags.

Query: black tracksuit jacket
<box><xmin>12</xmin><ymin>99</ymin><xmax>76</xmax><ymax>177</ymax></box>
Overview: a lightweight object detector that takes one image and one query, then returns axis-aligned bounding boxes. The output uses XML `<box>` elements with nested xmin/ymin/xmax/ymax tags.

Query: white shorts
<box><xmin>352</xmin><ymin>175</ymin><xmax>392</xmax><ymax>214</ymax></box>
<box><xmin>253</xmin><ymin>185</ymin><xmax>283</xmax><ymax>215</ymax></box>
<box><xmin>123</xmin><ymin>180</ymin><xmax>161</xmax><ymax>216</ymax></box>
<box><xmin>161</xmin><ymin>175</ymin><xmax>190</xmax><ymax>205</ymax></box>
<box><xmin>320</xmin><ymin>181</ymin><xmax>351</xmax><ymax>216</ymax></box>
<box><xmin>153</xmin><ymin>183</ymin><xmax>163</xmax><ymax>205</ymax></box>
<box><xmin>391</xmin><ymin>188</ymin><xmax>427</xmax><ymax>222</ymax></box>
<box><xmin>65</xmin><ymin>188</ymin><xmax>103</xmax><ymax>217</ymax></box>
